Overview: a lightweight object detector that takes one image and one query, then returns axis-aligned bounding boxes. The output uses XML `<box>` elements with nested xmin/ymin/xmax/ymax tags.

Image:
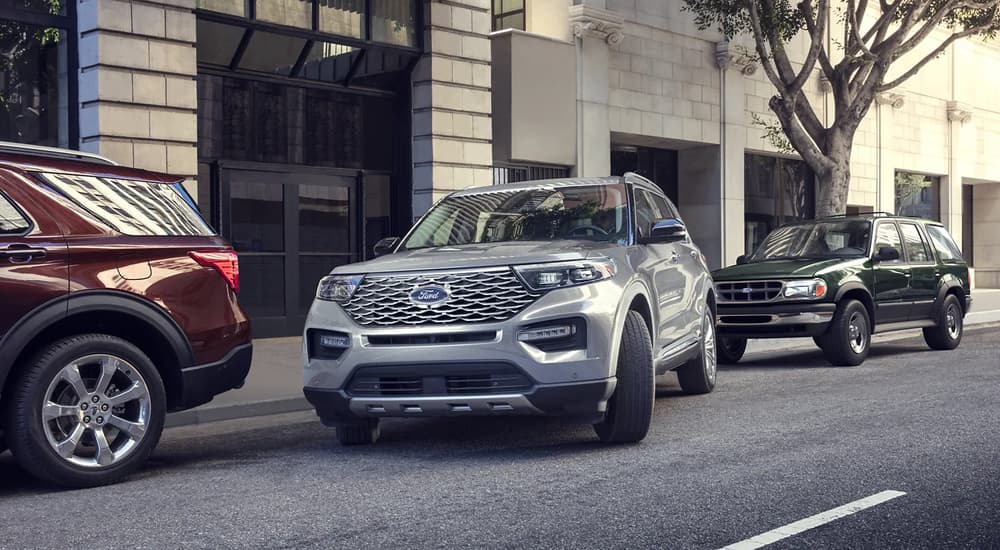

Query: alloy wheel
<box><xmin>41</xmin><ymin>354</ymin><xmax>151</xmax><ymax>468</ymax></box>
<box><xmin>848</xmin><ymin>312</ymin><xmax>867</xmax><ymax>354</ymax></box>
<box><xmin>946</xmin><ymin>304</ymin><xmax>961</xmax><ymax>339</ymax></box>
<box><xmin>703</xmin><ymin>313</ymin><xmax>717</xmax><ymax>383</ymax></box>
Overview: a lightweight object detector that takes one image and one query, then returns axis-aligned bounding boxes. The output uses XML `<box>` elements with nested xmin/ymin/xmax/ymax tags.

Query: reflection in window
<box><xmin>256</xmin><ymin>0</ymin><xmax>312</xmax><ymax>29</ymax></box>
<box><xmin>0</xmin><ymin>24</ymin><xmax>68</xmax><ymax>147</ymax></box>
<box><xmin>239</xmin><ymin>256</ymin><xmax>285</xmax><ymax>317</ymax></box>
<box><xmin>371</xmin><ymin>0</ymin><xmax>417</xmax><ymax>46</ymax></box>
<box><xmin>744</xmin><ymin>154</ymin><xmax>815</xmax><ymax>254</ymax></box>
<box><xmin>493</xmin><ymin>0</ymin><xmax>525</xmax><ymax>31</ymax></box>
<box><xmin>197</xmin><ymin>0</ymin><xmax>246</xmax><ymax>16</ymax></box>
<box><xmin>238</xmin><ymin>31</ymin><xmax>307</xmax><ymax>75</ymax></box>
<box><xmin>365</xmin><ymin>175</ymin><xmax>391</xmax><ymax>258</ymax></box>
<box><xmin>195</xmin><ymin>19</ymin><xmax>246</xmax><ymax>67</ymax></box>
<box><xmin>230</xmin><ymin>178</ymin><xmax>284</xmax><ymax>252</ymax></box>
<box><xmin>899</xmin><ymin>223</ymin><xmax>931</xmax><ymax>263</ymax></box>
<box><xmin>300</xmin><ymin>42</ymin><xmax>361</xmax><ymax>83</ymax></box>
<box><xmin>319</xmin><ymin>0</ymin><xmax>365</xmax><ymax>37</ymax></box>
<box><xmin>895</xmin><ymin>171</ymin><xmax>940</xmax><ymax>220</ymax></box>
<box><xmin>299</xmin><ymin>183</ymin><xmax>351</xmax><ymax>253</ymax></box>
<box><xmin>874</xmin><ymin>223</ymin><xmax>903</xmax><ymax>263</ymax></box>
<box><xmin>0</xmin><ymin>193</ymin><xmax>28</xmax><ymax>234</ymax></box>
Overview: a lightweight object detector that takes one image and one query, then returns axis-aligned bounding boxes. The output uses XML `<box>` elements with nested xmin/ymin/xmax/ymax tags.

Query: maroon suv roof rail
<box><xmin>0</xmin><ymin>145</ymin><xmax>181</xmax><ymax>185</ymax></box>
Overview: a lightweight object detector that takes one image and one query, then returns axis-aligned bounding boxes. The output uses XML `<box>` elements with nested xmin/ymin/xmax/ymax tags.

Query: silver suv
<box><xmin>303</xmin><ymin>174</ymin><xmax>717</xmax><ymax>445</ymax></box>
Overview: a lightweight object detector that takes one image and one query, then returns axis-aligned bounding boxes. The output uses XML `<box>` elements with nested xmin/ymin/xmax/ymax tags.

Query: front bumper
<box><xmin>304</xmin><ymin>377</ymin><xmax>616</xmax><ymax>424</ymax></box>
<box><xmin>303</xmin><ymin>279</ymin><xmax>624</xmax><ymax>421</ymax></box>
<box><xmin>176</xmin><ymin>343</ymin><xmax>253</xmax><ymax>410</ymax></box>
<box><xmin>716</xmin><ymin>302</ymin><xmax>836</xmax><ymax>338</ymax></box>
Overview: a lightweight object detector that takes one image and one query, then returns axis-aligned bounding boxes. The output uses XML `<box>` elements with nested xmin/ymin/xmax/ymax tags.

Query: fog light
<box><xmin>319</xmin><ymin>333</ymin><xmax>351</xmax><ymax>348</ymax></box>
<box><xmin>517</xmin><ymin>325</ymin><xmax>575</xmax><ymax>342</ymax></box>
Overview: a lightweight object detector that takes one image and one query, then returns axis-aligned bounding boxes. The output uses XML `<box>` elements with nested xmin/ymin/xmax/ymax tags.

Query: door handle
<box><xmin>3</xmin><ymin>245</ymin><xmax>47</xmax><ymax>263</ymax></box>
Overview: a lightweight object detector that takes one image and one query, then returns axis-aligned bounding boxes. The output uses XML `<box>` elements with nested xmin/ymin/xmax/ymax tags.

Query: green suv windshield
<box><xmin>750</xmin><ymin>219</ymin><xmax>872</xmax><ymax>262</ymax></box>
<box><xmin>403</xmin><ymin>184</ymin><xmax>629</xmax><ymax>249</ymax></box>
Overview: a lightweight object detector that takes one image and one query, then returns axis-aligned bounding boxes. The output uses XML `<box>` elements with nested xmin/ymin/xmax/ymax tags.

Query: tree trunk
<box><xmin>814</xmin><ymin>129</ymin><xmax>854</xmax><ymax>217</ymax></box>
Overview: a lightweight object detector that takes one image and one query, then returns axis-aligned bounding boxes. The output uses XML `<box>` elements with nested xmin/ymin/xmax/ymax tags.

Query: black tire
<box><xmin>4</xmin><ymin>334</ymin><xmax>166</xmax><ymax>488</ymax></box>
<box><xmin>594</xmin><ymin>310</ymin><xmax>654</xmax><ymax>444</ymax></box>
<box><xmin>819</xmin><ymin>299</ymin><xmax>871</xmax><ymax>366</ymax></box>
<box><xmin>717</xmin><ymin>337</ymin><xmax>747</xmax><ymax>365</ymax></box>
<box><xmin>677</xmin><ymin>308</ymin><xmax>717</xmax><ymax>395</ymax></box>
<box><xmin>923</xmin><ymin>294</ymin><xmax>964</xmax><ymax>350</ymax></box>
<box><xmin>335</xmin><ymin>418</ymin><xmax>380</xmax><ymax>445</ymax></box>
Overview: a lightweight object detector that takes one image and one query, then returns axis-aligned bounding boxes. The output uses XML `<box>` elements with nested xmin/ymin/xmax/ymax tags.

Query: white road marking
<box><xmin>718</xmin><ymin>490</ymin><xmax>907</xmax><ymax>550</ymax></box>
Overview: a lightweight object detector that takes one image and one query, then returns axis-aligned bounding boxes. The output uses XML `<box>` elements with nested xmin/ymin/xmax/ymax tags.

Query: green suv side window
<box><xmin>899</xmin><ymin>223</ymin><xmax>932</xmax><ymax>263</ymax></box>
<box><xmin>925</xmin><ymin>225</ymin><xmax>963</xmax><ymax>262</ymax></box>
<box><xmin>874</xmin><ymin>222</ymin><xmax>903</xmax><ymax>263</ymax></box>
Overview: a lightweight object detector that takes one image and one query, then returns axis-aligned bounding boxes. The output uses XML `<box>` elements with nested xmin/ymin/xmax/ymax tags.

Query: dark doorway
<box><xmin>611</xmin><ymin>145</ymin><xmax>679</xmax><ymax>204</ymax></box>
<box><xmin>963</xmin><ymin>184</ymin><xmax>974</xmax><ymax>266</ymax></box>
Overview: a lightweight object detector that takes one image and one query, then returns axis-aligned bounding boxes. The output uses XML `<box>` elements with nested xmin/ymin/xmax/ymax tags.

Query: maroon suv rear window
<box><xmin>38</xmin><ymin>173</ymin><xmax>214</xmax><ymax>237</ymax></box>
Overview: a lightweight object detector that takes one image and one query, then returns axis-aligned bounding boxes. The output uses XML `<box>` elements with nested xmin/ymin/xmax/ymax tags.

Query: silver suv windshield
<box><xmin>750</xmin><ymin>219</ymin><xmax>872</xmax><ymax>261</ymax></box>
<box><xmin>403</xmin><ymin>183</ymin><xmax>629</xmax><ymax>249</ymax></box>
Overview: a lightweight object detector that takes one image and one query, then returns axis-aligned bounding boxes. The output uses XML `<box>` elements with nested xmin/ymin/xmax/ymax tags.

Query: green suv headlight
<box><xmin>783</xmin><ymin>278</ymin><xmax>828</xmax><ymax>300</ymax></box>
<box><xmin>513</xmin><ymin>258</ymin><xmax>616</xmax><ymax>292</ymax></box>
<box><xmin>316</xmin><ymin>275</ymin><xmax>364</xmax><ymax>303</ymax></box>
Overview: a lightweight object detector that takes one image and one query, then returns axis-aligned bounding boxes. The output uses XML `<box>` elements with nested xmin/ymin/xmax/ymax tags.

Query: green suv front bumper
<box><xmin>716</xmin><ymin>303</ymin><xmax>836</xmax><ymax>338</ymax></box>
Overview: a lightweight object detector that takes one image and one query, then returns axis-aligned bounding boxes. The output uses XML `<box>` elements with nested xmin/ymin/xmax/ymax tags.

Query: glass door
<box><xmin>220</xmin><ymin>163</ymin><xmax>359</xmax><ymax>337</ymax></box>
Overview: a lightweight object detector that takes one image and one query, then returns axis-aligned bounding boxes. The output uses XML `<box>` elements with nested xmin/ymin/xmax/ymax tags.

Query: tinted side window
<box><xmin>0</xmin><ymin>193</ymin><xmax>30</xmax><ymax>235</ymax></box>
<box><xmin>925</xmin><ymin>225</ymin><xmax>963</xmax><ymax>262</ymax></box>
<box><xmin>634</xmin><ymin>191</ymin><xmax>659</xmax><ymax>238</ymax></box>
<box><xmin>899</xmin><ymin>223</ymin><xmax>932</xmax><ymax>263</ymax></box>
<box><xmin>39</xmin><ymin>174</ymin><xmax>214</xmax><ymax>237</ymax></box>
<box><xmin>874</xmin><ymin>222</ymin><xmax>903</xmax><ymax>263</ymax></box>
<box><xmin>647</xmin><ymin>191</ymin><xmax>679</xmax><ymax>220</ymax></box>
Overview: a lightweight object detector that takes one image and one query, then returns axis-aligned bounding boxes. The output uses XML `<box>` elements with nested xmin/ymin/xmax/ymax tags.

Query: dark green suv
<box><xmin>712</xmin><ymin>214</ymin><xmax>971</xmax><ymax>366</ymax></box>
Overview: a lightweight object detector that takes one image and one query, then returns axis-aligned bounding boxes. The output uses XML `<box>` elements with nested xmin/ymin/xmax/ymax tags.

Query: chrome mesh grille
<box><xmin>716</xmin><ymin>280</ymin><xmax>785</xmax><ymax>303</ymax></box>
<box><xmin>343</xmin><ymin>268</ymin><xmax>537</xmax><ymax>326</ymax></box>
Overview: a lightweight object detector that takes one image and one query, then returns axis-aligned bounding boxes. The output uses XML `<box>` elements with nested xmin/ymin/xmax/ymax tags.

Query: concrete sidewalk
<box><xmin>165</xmin><ymin>289</ymin><xmax>1000</xmax><ymax>428</ymax></box>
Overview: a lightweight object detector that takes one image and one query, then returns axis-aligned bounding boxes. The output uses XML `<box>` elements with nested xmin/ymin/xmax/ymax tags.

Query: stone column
<box><xmin>716</xmin><ymin>42</ymin><xmax>749</xmax><ymax>267</ymax></box>
<box><xmin>411</xmin><ymin>0</ymin><xmax>493</xmax><ymax>220</ymax></box>
<box><xmin>944</xmin><ymin>101</ymin><xmax>974</xmax><ymax>244</ymax></box>
<box><xmin>568</xmin><ymin>2</ymin><xmax>622</xmax><ymax>178</ymax></box>
<box><xmin>874</xmin><ymin>92</ymin><xmax>905</xmax><ymax>213</ymax></box>
<box><xmin>77</xmin><ymin>0</ymin><xmax>198</xmax><ymax>192</ymax></box>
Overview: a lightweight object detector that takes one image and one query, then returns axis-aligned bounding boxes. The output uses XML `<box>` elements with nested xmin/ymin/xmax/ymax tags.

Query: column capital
<box><xmin>713</xmin><ymin>41</ymin><xmax>756</xmax><ymax>75</ymax></box>
<box><xmin>568</xmin><ymin>4</ymin><xmax>625</xmax><ymax>46</ymax></box>
<box><xmin>947</xmin><ymin>100</ymin><xmax>973</xmax><ymax>123</ymax></box>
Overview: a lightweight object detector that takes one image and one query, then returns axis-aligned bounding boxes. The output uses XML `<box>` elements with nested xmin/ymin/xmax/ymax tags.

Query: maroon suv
<box><xmin>0</xmin><ymin>143</ymin><xmax>251</xmax><ymax>487</ymax></box>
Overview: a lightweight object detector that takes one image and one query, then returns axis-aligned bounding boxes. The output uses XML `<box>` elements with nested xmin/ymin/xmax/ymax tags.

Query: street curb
<box><xmin>165</xmin><ymin>396</ymin><xmax>311</xmax><ymax>428</ymax></box>
<box><xmin>165</xmin><ymin>310</ymin><xmax>1000</xmax><ymax>430</ymax></box>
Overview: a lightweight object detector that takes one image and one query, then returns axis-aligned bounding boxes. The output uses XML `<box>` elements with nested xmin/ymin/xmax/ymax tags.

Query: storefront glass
<box><xmin>0</xmin><ymin>18</ymin><xmax>71</xmax><ymax>147</ymax></box>
<box><xmin>744</xmin><ymin>154</ymin><xmax>815</xmax><ymax>254</ymax></box>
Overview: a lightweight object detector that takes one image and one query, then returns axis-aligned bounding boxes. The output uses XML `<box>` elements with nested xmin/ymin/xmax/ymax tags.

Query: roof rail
<box><xmin>818</xmin><ymin>211</ymin><xmax>895</xmax><ymax>219</ymax></box>
<box><xmin>0</xmin><ymin>141</ymin><xmax>118</xmax><ymax>166</ymax></box>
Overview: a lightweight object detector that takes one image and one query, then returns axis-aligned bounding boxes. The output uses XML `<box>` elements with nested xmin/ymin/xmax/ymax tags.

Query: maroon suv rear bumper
<box><xmin>177</xmin><ymin>343</ymin><xmax>253</xmax><ymax>410</ymax></box>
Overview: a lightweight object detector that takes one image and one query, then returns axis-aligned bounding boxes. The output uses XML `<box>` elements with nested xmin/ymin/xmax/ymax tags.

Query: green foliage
<box><xmin>682</xmin><ymin>0</ymin><xmax>807</xmax><ymax>42</ymax></box>
<box><xmin>750</xmin><ymin>112</ymin><xmax>794</xmax><ymax>154</ymax></box>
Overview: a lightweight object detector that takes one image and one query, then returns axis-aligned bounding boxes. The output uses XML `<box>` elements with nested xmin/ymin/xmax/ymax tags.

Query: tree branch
<box><xmin>801</xmin><ymin>0</ymin><xmax>836</xmax><ymax>78</ymax></box>
<box><xmin>845</xmin><ymin>0</ymin><xmax>876</xmax><ymax>59</ymax></box>
<box><xmin>892</xmin><ymin>0</ymin><xmax>999</xmax><ymax>61</ymax></box>
<box><xmin>878</xmin><ymin>26</ymin><xmax>988</xmax><ymax>91</ymax></box>
<box><xmin>787</xmin><ymin>0</ymin><xmax>828</xmax><ymax>96</ymax></box>
<box><xmin>746</xmin><ymin>0</ymin><xmax>791</xmax><ymax>96</ymax></box>
<box><xmin>769</xmin><ymin>96</ymin><xmax>831</xmax><ymax>171</ymax></box>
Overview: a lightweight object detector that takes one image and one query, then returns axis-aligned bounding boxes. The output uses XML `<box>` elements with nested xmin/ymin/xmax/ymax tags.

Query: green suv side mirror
<box><xmin>736</xmin><ymin>255</ymin><xmax>749</xmax><ymax>265</ymax></box>
<box><xmin>373</xmin><ymin>237</ymin><xmax>401</xmax><ymax>257</ymax></box>
<box><xmin>640</xmin><ymin>219</ymin><xmax>688</xmax><ymax>245</ymax></box>
<box><xmin>874</xmin><ymin>245</ymin><xmax>900</xmax><ymax>263</ymax></box>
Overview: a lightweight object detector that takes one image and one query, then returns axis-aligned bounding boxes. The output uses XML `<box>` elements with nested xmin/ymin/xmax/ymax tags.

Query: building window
<box><xmin>744</xmin><ymin>154</ymin><xmax>815</xmax><ymax>254</ymax></box>
<box><xmin>197</xmin><ymin>0</ymin><xmax>418</xmax><ymax>47</ymax></box>
<box><xmin>492</xmin><ymin>0</ymin><xmax>525</xmax><ymax>31</ymax></box>
<box><xmin>0</xmin><ymin>5</ymin><xmax>77</xmax><ymax>148</ymax></box>
<box><xmin>493</xmin><ymin>163</ymin><xmax>568</xmax><ymax>185</ymax></box>
<box><xmin>895</xmin><ymin>171</ymin><xmax>940</xmax><ymax>220</ymax></box>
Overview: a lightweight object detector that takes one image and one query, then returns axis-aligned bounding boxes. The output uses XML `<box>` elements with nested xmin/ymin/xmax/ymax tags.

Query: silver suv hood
<box><xmin>332</xmin><ymin>240</ymin><xmax>620</xmax><ymax>274</ymax></box>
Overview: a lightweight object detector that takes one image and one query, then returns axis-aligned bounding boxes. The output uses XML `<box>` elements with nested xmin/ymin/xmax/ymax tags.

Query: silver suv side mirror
<box><xmin>639</xmin><ymin>219</ymin><xmax>688</xmax><ymax>245</ymax></box>
<box><xmin>373</xmin><ymin>237</ymin><xmax>401</xmax><ymax>257</ymax></box>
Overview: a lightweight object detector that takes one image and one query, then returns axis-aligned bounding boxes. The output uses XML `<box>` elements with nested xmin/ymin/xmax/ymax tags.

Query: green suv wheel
<box><xmin>594</xmin><ymin>310</ymin><xmax>654</xmax><ymax>444</ymax></box>
<box><xmin>923</xmin><ymin>294</ymin><xmax>964</xmax><ymax>350</ymax></box>
<box><xmin>717</xmin><ymin>337</ymin><xmax>747</xmax><ymax>365</ymax></box>
<box><xmin>818</xmin><ymin>299</ymin><xmax>870</xmax><ymax>366</ymax></box>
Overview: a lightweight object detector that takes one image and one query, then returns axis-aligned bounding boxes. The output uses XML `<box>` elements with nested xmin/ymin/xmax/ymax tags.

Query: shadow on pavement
<box><xmin>722</xmin><ymin>340</ymin><xmax>934</xmax><ymax>370</ymax></box>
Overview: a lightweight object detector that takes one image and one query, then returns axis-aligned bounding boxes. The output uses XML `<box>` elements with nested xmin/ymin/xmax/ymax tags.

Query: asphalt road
<box><xmin>1</xmin><ymin>327</ymin><xmax>999</xmax><ymax>549</ymax></box>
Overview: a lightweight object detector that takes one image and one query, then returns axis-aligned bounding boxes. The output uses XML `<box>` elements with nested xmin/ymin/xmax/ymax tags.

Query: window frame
<box><xmin>0</xmin><ymin>5</ymin><xmax>79</xmax><ymax>148</ymax></box>
<box><xmin>492</xmin><ymin>0</ymin><xmax>526</xmax><ymax>31</ymax></box>
<box><xmin>924</xmin><ymin>223</ymin><xmax>964</xmax><ymax>264</ymax></box>
<box><xmin>898</xmin><ymin>221</ymin><xmax>934</xmax><ymax>265</ymax></box>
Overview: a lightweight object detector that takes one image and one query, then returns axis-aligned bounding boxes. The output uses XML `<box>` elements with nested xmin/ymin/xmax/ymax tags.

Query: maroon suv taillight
<box><xmin>189</xmin><ymin>250</ymin><xmax>240</xmax><ymax>294</ymax></box>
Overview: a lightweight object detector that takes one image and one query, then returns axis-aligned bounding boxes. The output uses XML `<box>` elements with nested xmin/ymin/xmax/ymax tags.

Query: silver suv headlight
<box><xmin>316</xmin><ymin>274</ymin><xmax>364</xmax><ymax>303</ymax></box>
<box><xmin>513</xmin><ymin>258</ymin><xmax>616</xmax><ymax>292</ymax></box>
<box><xmin>782</xmin><ymin>278</ymin><xmax>828</xmax><ymax>300</ymax></box>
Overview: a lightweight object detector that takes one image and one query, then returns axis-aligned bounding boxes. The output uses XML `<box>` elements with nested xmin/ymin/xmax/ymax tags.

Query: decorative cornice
<box><xmin>568</xmin><ymin>4</ymin><xmax>625</xmax><ymax>46</ymax></box>
<box><xmin>714</xmin><ymin>41</ymin><xmax>755</xmax><ymax>75</ymax></box>
<box><xmin>947</xmin><ymin>100</ymin><xmax>972</xmax><ymax>123</ymax></box>
<box><xmin>876</xmin><ymin>92</ymin><xmax>905</xmax><ymax>109</ymax></box>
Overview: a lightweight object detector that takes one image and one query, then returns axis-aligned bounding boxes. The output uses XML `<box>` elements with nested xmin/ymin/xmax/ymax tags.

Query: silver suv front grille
<box><xmin>716</xmin><ymin>280</ymin><xmax>785</xmax><ymax>303</ymax></box>
<box><xmin>343</xmin><ymin>268</ymin><xmax>538</xmax><ymax>326</ymax></box>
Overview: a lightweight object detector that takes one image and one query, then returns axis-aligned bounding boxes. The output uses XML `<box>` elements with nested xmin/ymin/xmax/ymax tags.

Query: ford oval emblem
<box><xmin>409</xmin><ymin>285</ymin><xmax>450</xmax><ymax>306</ymax></box>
